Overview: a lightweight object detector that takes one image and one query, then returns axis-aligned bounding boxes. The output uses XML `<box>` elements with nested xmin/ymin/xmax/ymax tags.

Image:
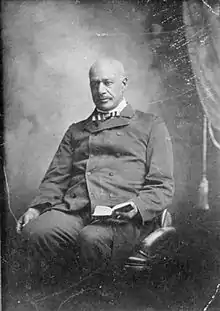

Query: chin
<box><xmin>96</xmin><ymin>101</ymin><xmax>117</xmax><ymax>111</ymax></box>
<box><xmin>96</xmin><ymin>103</ymin><xmax>112</xmax><ymax>111</ymax></box>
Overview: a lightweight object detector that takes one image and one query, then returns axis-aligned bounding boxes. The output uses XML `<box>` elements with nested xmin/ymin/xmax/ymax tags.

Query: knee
<box><xmin>78</xmin><ymin>226</ymin><xmax>112</xmax><ymax>252</ymax></box>
<box><xmin>21</xmin><ymin>218</ymin><xmax>62</xmax><ymax>259</ymax></box>
<box><xmin>78</xmin><ymin>226</ymin><xmax>113</xmax><ymax>270</ymax></box>
<box><xmin>79</xmin><ymin>226</ymin><xmax>102</xmax><ymax>247</ymax></box>
<box><xmin>21</xmin><ymin>218</ymin><xmax>50</xmax><ymax>243</ymax></box>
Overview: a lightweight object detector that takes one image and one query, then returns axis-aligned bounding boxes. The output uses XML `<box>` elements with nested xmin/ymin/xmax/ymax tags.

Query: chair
<box><xmin>124</xmin><ymin>208</ymin><xmax>176</xmax><ymax>271</ymax></box>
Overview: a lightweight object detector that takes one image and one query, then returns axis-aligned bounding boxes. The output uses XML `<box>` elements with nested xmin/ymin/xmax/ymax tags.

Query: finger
<box><xmin>22</xmin><ymin>214</ymin><xmax>31</xmax><ymax>227</ymax></box>
<box><xmin>115</xmin><ymin>212</ymin><xmax>131</xmax><ymax>219</ymax></box>
<box><xmin>17</xmin><ymin>214</ymin><xmax>29</xmax><ymax>233</ymax></box>
<box><xmin>117</xmin><ymin>210</ymin><xmax>137</xmax><ymax>219</ymax></box>
<box><xmin>16</xmin><ymin>219</ymin><xmax>23</xmax><ymax>233</ymax></box>
<box><xmin>16</xmin><ymin>224</ymin><xmax>21</xmax><ymax>234</ymax></box>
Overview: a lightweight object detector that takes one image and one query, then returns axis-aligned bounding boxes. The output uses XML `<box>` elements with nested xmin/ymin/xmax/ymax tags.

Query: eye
<box><xmin>90</xmin><ymin>81</ymin><xmax>98</xmax><ymax>88</ymax></box>
<box><xmin>105</xmin><ymin>81</ymin><xmax>113</xmax><ymax>86</ymax></box>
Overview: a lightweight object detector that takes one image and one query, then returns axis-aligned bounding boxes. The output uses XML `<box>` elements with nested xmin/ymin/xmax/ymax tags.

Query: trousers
<box><xmin>21</xmin><ymin>205</ymin><xmax>149</xmax><ymax>272</ymax></box>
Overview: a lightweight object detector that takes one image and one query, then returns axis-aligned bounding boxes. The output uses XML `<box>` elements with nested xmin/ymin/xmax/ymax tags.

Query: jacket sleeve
<box><xmin>28</xmin><ymin>125</ymin><xmax>74</xmax><ymax>213</ymax></box>
<box><xmin>131</xmin><ymin>118</ymin><xmax>175</xmax><ymax>224</ymax></box>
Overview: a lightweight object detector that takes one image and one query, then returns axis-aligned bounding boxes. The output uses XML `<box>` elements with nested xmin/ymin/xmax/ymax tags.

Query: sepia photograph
<box><xmin>2</xmin><ymin>0</ymin><xmax>220</xmax><ymax>310</ymax></box>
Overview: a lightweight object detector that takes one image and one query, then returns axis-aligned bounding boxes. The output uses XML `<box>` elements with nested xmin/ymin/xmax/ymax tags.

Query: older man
<box><xmin>17</xmin><ymin>58</ymin><xmax>174</xmax><ymax>273</ymax></box>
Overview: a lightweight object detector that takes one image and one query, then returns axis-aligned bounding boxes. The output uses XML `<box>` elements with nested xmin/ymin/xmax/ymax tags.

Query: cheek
<box><xmin>108</xmin><ymin>86</ymin><xmax>119</xmax><ymax>96</ymax></box>
<box><xmin>91</xmin><ymin>88</ymin><xmax>97</xmax><ymax>96</ymax></box>
<box><xmin>110</xmin><ymin>86</ymin><xmax>122</xmax><ymax>98</ymax></box>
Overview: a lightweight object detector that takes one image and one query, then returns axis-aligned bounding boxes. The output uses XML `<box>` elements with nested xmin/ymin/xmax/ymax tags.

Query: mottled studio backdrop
<box><xmin>3</xmin><ymin>0</ymin><xmax>220</xmax><ymax>224</ymax></box>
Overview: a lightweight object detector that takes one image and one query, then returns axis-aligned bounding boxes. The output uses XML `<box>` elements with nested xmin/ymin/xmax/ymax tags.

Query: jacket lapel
<box><xmin>83</xmin><ymin>104</ymin><xmax>135</xmax><ymax>134</ymax></box>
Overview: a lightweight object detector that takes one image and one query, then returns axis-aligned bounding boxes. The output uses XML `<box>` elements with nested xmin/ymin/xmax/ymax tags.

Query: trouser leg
<box><xmin>78</xmin><ymin>223</ymin><xmax>113</xmax><ymax>271</ymax></box>
<box><xmin>78</xmin><ymin>220</ymin><xmax>141</xmax><ymax>272</ymax></box>
<box><xmin>21</xmin><ymin>209</ymin><xmax>86</xmax><ymax>263</ymax></box>
<box><xmin>19</xmin><ymin>208</ymin><xmax>89</xmax><ymax>288</ymax></box>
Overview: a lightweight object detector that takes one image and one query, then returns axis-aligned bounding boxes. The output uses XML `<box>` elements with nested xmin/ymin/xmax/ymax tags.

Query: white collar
<box><xmin>96</xmin><ymin>98</ymin><xmax>127</xmax><ymax>114</ymax></box>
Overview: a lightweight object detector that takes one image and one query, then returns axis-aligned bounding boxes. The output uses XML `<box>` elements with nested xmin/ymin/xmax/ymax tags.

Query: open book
<box><xmin>92</xmin><ymin>202</ymin><xmax>135</xmax><ymax>217</ymax></box>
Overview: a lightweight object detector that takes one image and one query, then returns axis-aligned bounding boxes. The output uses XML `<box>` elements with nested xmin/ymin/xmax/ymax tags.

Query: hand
<box><xmin>113</xmin><ymin>201</ymin><xmax>139</xmax><ymax>221</ymax></box>
<box><xmin>16</xmin><ymin>208</ymin><xmax>40</xmax><ymax>234</ymax></box>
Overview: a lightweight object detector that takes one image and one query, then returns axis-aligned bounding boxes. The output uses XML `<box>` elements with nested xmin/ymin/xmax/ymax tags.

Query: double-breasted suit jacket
<box><xmin>29</xmin><ymin>104</ymin><xmax>174</xmax><ymax>224</ymax></box>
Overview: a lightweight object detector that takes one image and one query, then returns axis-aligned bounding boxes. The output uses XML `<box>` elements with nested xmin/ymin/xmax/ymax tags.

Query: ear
<box><xmin>122</xmin><ymin>77</ymin><xmax>128</xmax><ymax>88</ymax></box>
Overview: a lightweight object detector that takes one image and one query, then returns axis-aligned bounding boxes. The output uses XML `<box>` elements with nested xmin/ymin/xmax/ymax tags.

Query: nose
<box><xmin>98</xmin><ymin>82</ymin><xmax>106</xmax><ymax>94</ymax></box>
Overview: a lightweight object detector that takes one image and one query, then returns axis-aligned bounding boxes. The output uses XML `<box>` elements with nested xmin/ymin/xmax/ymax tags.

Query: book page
<box><xmin>92</xmin><ymin>205</ymin><xmax>112</xmax><ymax>217</ymax></box>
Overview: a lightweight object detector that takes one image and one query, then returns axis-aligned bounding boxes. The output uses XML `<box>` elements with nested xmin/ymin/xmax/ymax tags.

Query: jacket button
<box><xmin>87</xmin><ymin>172</ymin><xmax>91</xmax><ymax>176</ymax></box>
<box><xmin>116</xmin><ymin>152</ymin><xmax>121</xmax><ymax>157</ymax></box>
<box><xmin>109</xmin><ymin>193</ymin><xmax>114</xmax><ymax>197</ymax></box>
<box><xmin>116</xmin><ymin>132</ymin><xmax>122</xmax><ymax>136</ymax></box>
<box><xmin>109</xmin><ymin>172</ymin><xmax>114</xmax><ymax>176</ymax></box>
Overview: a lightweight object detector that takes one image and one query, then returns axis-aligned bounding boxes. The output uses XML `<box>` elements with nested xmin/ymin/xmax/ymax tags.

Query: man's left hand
<box><xmin>113</xmin><ymin>201</ymin><xmax>139</xmax><ymax>220</ymax></box>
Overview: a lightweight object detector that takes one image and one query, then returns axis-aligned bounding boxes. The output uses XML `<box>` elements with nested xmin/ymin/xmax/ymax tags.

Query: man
<box><xmin>17</xmin><ymin>57</ymin><xmax>174</xmax><ymax>275</ymax></box>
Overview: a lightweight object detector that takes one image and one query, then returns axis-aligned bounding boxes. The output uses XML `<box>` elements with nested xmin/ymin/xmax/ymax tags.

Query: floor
<box><xmin>3</xmin><ymin>209</ymin><xmax>220</xmax><ymax>311</ymax></box>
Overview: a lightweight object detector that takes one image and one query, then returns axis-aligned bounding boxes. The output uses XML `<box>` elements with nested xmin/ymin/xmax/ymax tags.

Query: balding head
<box><xmin>89</xmin><ymin>58</ymin><xmax>128</xmax><ymax>111</ymax></box>
<box><xmin>89</xmin><ymin>58</ymin><xmax>126</xmax><ymax>80</ymax></box>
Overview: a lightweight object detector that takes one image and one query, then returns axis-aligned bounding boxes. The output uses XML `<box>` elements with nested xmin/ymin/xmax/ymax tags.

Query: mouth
<box><xmin>99</xmin><ymin>98</ymin><xmax>110</xmax><ymax>103</ymax></box>
<box><xmin>99</xmin><ymin>98</ymin><xmax>110</xmax><ymax>104</ymax></box>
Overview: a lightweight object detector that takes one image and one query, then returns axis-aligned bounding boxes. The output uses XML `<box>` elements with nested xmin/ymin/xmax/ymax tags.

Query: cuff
<box><xmin>129</xmin><ymin>197</ymin><xmax>157</xmax><ymax>225</ymax></box>
<box><xmin>29</xmin><ymin>202</ymin><xmax>52</xmax><ymax>214</ymax></box>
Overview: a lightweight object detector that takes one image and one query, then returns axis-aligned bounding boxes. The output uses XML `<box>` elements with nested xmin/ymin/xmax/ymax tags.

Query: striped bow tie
<box><xmin>92</xmin><ymin>111</ymin><xmax>120</xmax><ymax>122</ymax></box>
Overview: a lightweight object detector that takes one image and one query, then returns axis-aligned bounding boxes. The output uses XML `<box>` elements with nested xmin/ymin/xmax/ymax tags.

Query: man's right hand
<box><xmin>16</xmin><ymin>208</ymin><xmax>40</xmax><ymax>234</ymax></box>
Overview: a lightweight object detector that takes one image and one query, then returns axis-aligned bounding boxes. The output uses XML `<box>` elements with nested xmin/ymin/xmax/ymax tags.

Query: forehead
<box><xmin>89</xmin><ymin>61</ymin><xmax>123</xmax><ymax>81</ymax></box>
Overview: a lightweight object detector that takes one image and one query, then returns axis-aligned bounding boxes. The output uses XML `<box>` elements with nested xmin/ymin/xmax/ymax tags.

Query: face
<box><xmin>89</xmin><ymin>60</ymin><xmax>127</xmax><ymax>111</ymax></box>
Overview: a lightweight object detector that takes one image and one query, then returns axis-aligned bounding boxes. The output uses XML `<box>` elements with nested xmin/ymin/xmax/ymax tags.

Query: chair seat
<box><xmin>125</xmin><ymin>226</ymin><xmax>176</xmax><ymax>271</ymax></box>
<box><xmin>141</xmin><ymin>226</ymin><xmax>176</xmax><ymax>250</ymax></box>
